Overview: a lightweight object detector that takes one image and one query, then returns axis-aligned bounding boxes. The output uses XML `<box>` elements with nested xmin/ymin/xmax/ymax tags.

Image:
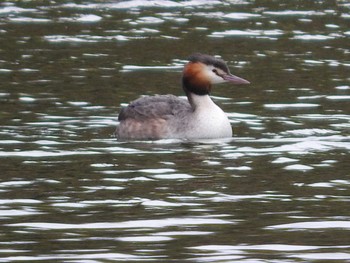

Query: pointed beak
<box><xmin>223</xmin><ymin>74</ymin><xmax>250</xmax><ymax>85</ymax></box>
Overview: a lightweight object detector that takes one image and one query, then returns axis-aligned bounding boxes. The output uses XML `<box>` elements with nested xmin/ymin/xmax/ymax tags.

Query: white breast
<box><xmin>185</xmin><ymin>94</ymin><xmax>232</xmax><ymax>139</ymax></box>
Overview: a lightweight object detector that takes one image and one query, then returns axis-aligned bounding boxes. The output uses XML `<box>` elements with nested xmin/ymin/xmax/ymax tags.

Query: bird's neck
<box><xmin>182</xmin><ymin>76</ymin><xmax>212</xmax><ymax>109</ymax></box>
<box><xmin>185</xmin><ymin>91</ymin><xmax>216</xmax><ymax>112</ymax></box>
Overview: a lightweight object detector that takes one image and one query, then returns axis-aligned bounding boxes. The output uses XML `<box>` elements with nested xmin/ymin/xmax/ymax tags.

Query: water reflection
<box><xmin>1</xmin><ymin>0</ymin><xmax>350</xmax><ymax>262</ymax></box>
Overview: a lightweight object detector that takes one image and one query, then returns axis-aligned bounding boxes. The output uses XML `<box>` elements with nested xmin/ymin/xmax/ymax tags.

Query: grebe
<box><xmin>116</xmin><ymin>53</ymin><xmax>250</xmax><ymax>140</ymax></box>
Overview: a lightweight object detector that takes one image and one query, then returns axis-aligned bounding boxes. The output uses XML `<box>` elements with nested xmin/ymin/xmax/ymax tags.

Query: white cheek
<box><xmin>205</xmin><ymin>67</ymin><xmax>226</xmax><ymax>84</ymax></box>
<box><xmin>211</xmin><ymin>73</ymin><xmax>226</xmax><ymax>84</ymax></box>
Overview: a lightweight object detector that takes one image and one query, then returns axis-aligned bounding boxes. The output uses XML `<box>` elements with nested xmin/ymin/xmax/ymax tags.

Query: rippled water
<box><xmin>1</xmin><ymin>0</ymin><xmax>349</xmax><ymax>262</ymax></box>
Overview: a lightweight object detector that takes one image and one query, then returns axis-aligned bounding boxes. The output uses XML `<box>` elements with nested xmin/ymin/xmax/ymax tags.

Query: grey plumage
<box><xmin>118</xmin><ymin>95</ymin><xmax>192</xmax><ymax>122</ymax></box>
<box><xmin>117</xmin><ymin>95</ymin><xmax>193</xmax><ymax>140</ymax></box>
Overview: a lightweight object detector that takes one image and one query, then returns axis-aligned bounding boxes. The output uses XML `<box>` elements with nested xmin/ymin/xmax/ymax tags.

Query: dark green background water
<box><xmin>0</xmin><ymin>0</ymin><xmax>349</xmax><ymax>262</ymax></box>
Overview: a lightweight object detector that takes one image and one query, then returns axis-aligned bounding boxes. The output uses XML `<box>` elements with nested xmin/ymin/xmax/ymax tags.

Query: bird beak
<box><xmin>223</xmin><ymin>74</ymin><xmax>250</xmax><ymax>85</ymax></box>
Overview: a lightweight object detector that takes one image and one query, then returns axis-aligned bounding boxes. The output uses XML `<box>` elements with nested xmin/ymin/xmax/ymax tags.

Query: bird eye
<box><xmin>212</xmin><ymin>69</ymin><xmax>218</xmax><ymax>74</ymax></box>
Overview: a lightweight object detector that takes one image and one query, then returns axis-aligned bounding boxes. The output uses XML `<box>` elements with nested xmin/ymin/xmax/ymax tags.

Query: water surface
<box><xmin>0</xmin><ymin>0</ymin><xmax>349</xmax><ymax>262</ymax></box>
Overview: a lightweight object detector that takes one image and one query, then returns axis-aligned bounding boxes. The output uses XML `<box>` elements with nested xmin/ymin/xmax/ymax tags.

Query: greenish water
<box><xmin>0</xmin><ymin>0</ymin><xmax>349</xmax><ymax>262</ymax></box>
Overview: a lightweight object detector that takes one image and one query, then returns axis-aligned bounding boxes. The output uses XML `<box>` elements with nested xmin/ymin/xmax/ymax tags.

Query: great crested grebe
<box><xmin>116</xmin><ymin>53</ymin><xmax>250</xmax><ymax>140</ymax></box>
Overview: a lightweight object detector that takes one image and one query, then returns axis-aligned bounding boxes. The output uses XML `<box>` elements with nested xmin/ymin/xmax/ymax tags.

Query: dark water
<box><xmin>1</xmin><ymin>0</ymin><xmax>350</xmax><ymax>262</ymax></box>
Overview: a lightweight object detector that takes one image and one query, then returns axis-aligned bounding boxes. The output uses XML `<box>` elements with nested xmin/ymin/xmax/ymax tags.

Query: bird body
<box><xmin>116</xmin><ymin>53</ymin><xmax>249</xmax><ymax>140</ymax></box>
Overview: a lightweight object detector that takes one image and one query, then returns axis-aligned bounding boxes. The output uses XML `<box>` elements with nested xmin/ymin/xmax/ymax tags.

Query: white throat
<box><xmin>186</xmin><ymin>93</ymin><xmax>232</xmax><ymax>139</ymax></box>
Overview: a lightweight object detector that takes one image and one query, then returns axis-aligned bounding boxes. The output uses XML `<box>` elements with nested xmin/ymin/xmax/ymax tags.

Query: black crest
<box><xmin>188</xmin><ymin>53</ymin><xmax>230</xmax><ymax>74</ymax></box>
